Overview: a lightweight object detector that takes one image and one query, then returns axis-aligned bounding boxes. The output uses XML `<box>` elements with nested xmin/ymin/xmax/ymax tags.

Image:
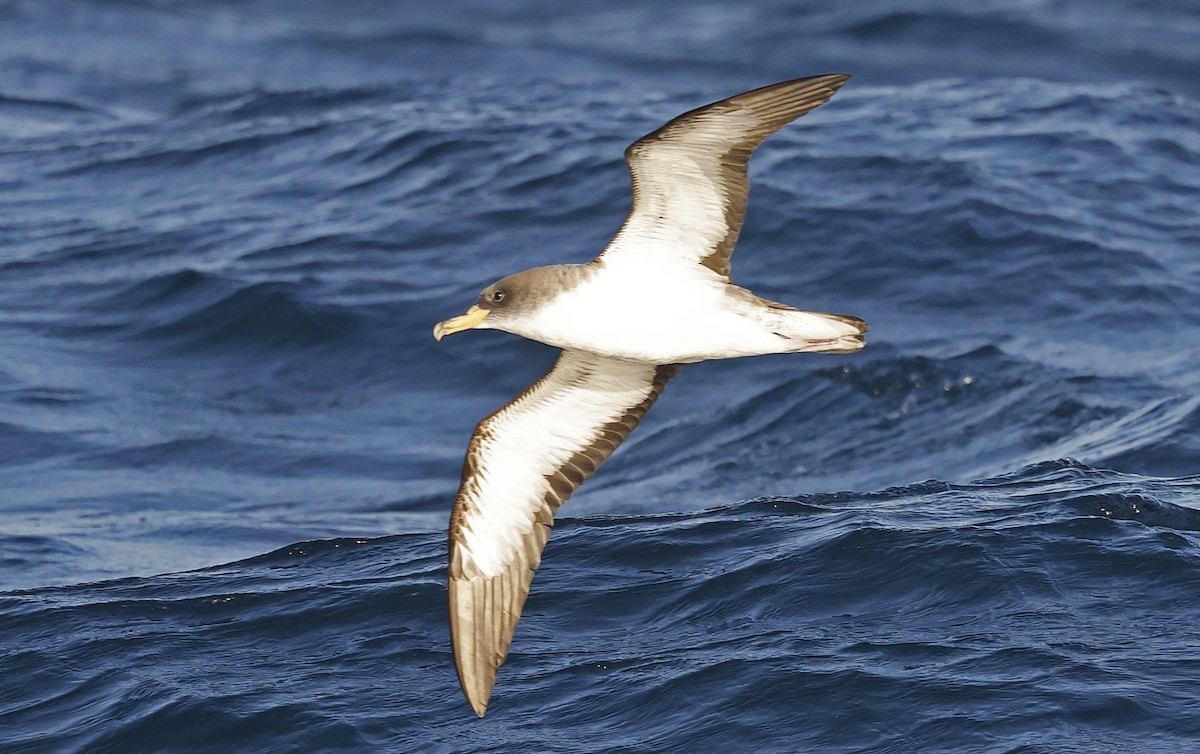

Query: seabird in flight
<box><xmin>433</xmin><ymin>74</ymin><xmax>866</xmax><ymax>717</ymax></box>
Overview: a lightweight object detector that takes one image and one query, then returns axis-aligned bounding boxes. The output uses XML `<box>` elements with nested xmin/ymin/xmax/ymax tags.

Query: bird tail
<box><xmin>761</xmin><ymin>299</ymin><xmax>868</xmax><ymax>354</ymax></box>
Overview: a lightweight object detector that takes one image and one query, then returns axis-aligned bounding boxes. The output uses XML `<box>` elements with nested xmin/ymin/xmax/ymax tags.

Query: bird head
<box><xmin>433</xmin><ymin>267</ymin><xmax>554</xmax><ymax>341</ymax></box>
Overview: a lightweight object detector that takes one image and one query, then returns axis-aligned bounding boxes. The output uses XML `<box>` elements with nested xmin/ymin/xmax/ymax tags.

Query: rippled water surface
<box><xmin>2</xmin><ymin>1</ymin><xmax>1198</xmax><ymax>752</ymax></box>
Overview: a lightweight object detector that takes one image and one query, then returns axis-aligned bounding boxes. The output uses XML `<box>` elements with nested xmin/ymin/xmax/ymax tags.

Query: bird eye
<box><xmin>492</xmin><ymin>290</ymin><xmax>506</xmax><ymax>303</ymax></box>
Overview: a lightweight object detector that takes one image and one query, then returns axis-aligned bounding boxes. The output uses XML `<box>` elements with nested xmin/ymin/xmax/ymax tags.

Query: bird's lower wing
<box><xmin>448</xmin><ymin>350</ymin><xmax>677</xmax><ymax>716</ymax></box>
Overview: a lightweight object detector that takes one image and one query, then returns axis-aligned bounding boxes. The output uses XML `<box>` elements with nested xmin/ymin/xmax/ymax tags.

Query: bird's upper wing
<box><xmin>598</xmin><ymin>74</ymin><xmax>850</xmax><ymax>282</ymax></box>
<box><xmin>448</xmin><ymin>350</ymin><xmax>677</xmax><ymax>717</ymax></box>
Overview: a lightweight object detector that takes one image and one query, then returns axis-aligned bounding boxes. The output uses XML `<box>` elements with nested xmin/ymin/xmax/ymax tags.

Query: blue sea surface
<box><xmin>2</xmin><ymin>1</ymin><xmax>1199</xmax><ymax>751</ymax></box>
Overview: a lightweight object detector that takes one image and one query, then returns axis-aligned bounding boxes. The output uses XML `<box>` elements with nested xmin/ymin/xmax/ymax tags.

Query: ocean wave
<box><xmin>3</xmin><ymin>2</ymin><xmax>1200</xmax><ymax>749</ymax></box>
<box><xmin>135</xmin><ymin>280</ymin><xmax>360</xmax><ymax>352</ymax></box>
<box><xmin>3</xmin><ymin>461</ymin><xmax>1196</xmax><ymax>751</ymax></box>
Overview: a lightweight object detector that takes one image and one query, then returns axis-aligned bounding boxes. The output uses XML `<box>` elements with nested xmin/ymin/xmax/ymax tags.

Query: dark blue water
<box><xmin>2</xmin><ymin>1</ymin><xmax>1199</xmax><ymax>751</ymax></box>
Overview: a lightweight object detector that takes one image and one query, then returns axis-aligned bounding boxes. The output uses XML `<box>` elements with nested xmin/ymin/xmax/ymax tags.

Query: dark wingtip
<box><xmin>820</xmin><ymin>73</ymin><xmax>852</xmax><ymax>89</ymax></box>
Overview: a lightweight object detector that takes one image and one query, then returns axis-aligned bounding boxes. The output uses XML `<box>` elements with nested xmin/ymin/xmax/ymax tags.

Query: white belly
<box><xmin>513</xmin><ymin>262</ymin><xmax>788</xmax><ymax>363</ymax></box>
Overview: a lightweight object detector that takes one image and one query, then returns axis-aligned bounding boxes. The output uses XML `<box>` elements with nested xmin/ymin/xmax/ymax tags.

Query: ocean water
<box><xmin>2</xmin><ymin>1</ymin><xmax>1199</xmax><ymax>751</ymax></box>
